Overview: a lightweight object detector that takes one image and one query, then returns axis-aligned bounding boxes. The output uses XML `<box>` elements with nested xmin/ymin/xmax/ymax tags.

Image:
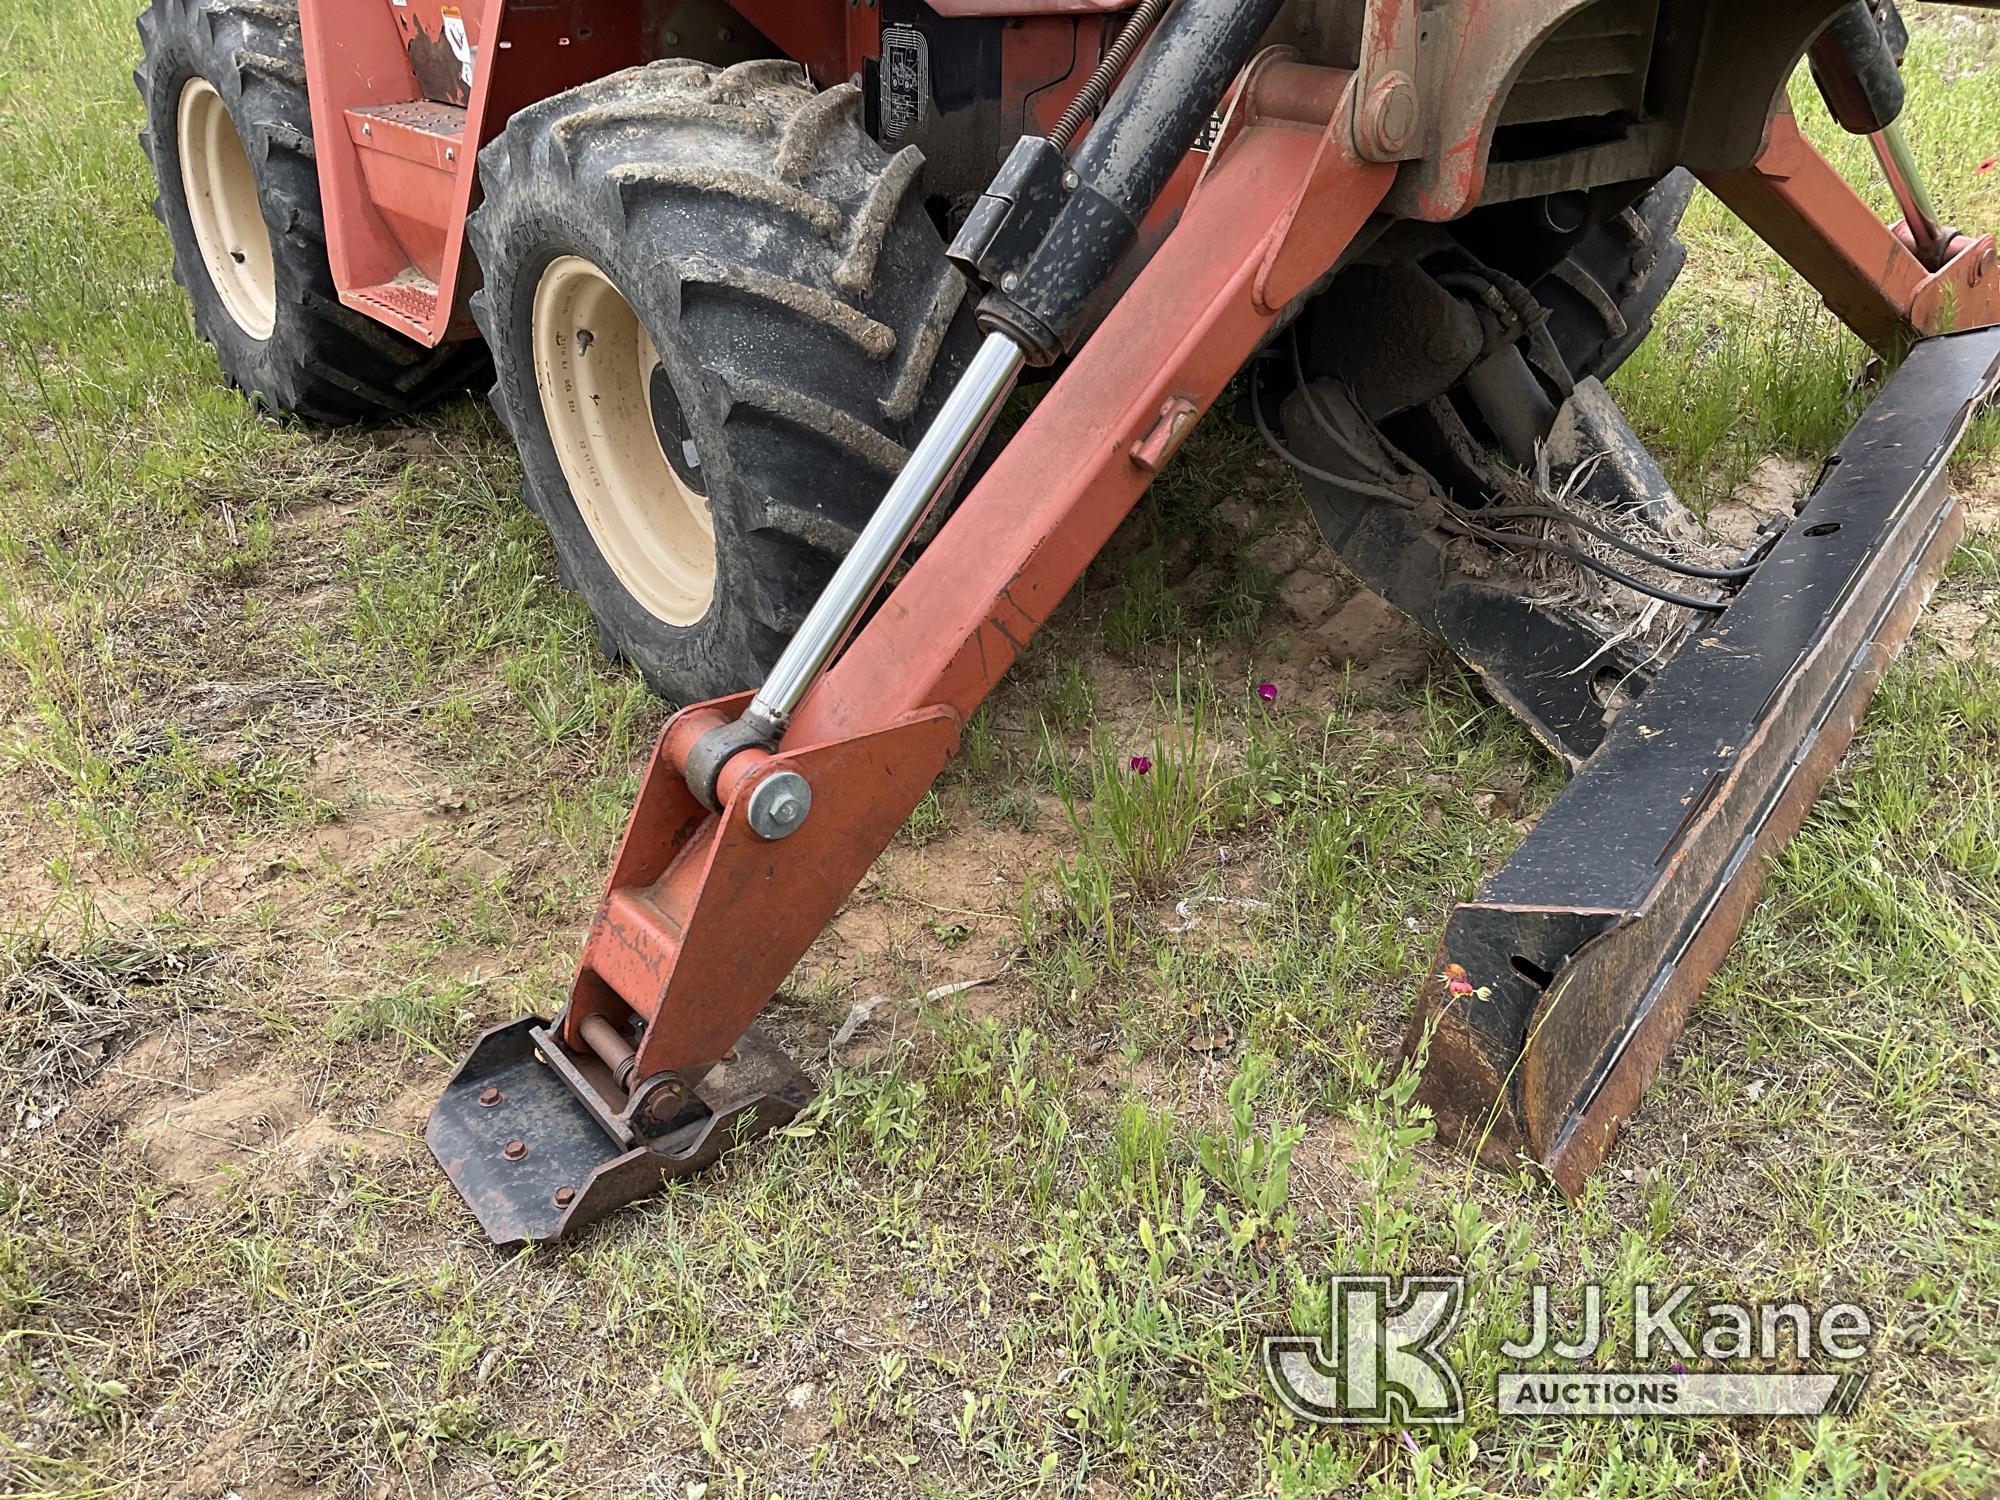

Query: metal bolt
<box><xmin>554</xmin><ymin>1186</ymin><xmax>576</xmax><ymax>1207</ymax></box>
<box><xmin>1356</xmin><ymin>71</ymin><xmax>1419</xmax><ymax>160</ymax></box>
<box><xmin>445</xmin><ymin>147</ymin><xmax>456</xmax><ymax>162</ymax></box>
<box><xmin>361</xmin><ymin>123</ymin><xmax>372</xmax><ymax>136</ymax></box>
<box><xmin>478</xmin><ymin>1086</ymin><xmax>503</xmax><ymax>1107</ymax></box>
<box><xmin>746</xmin><ymin>770</ymin><xmax>813</xmax><ymax>840</ymax></box>
<box><xmin>1001</xmin><ymin>271</ymin><xmax>1020</xmax><ymax>293</ymax></box>
<box><xmin>1061</xmin><ymin>169</ymin><xmax>1079</xmax><ymax>192</ymax></box>
<box><xmin>640</xmin><ymin>1074</ymin><xmax>690</xmax><ymax>1128</ymax></box>
<box><xmin>503</xmin><ymin>1139</ymin><xmax>528</xmax><ymax>1161</ymax></box>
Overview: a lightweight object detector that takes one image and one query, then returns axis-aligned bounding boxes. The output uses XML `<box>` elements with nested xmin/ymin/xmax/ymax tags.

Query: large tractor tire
<box><xmin>1536</xmin><ymin>169</ymin><xmax>1697</xmax><ymax>385</ymax></box>
<box><xmin>469</xmin><ymin>59</ymin><xmax>984</xmax><ymax>702</ymax></box>
<box><xmin>135</xmin><ymin>0</ymin><xmax>482</xmax><ymax>419</ymax></box>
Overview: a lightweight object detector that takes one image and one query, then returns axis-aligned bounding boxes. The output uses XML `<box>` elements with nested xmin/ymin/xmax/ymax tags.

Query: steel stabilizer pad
<box><xmin>427</xmin><ymin>1018</ymin><xmax>813</xmax><ymax>1247</ymax></box>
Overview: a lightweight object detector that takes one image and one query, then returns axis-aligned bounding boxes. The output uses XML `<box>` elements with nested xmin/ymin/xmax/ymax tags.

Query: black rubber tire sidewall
<box><xmin>483</xmin><ymin>207</ymin><xmax>773</xmax><ymax>702</ymax></box>
<box><xmin>141</xmin><ymin>18</ymin><xmax>318</xmax><ymax>409</ymax></box>
<box><xmin>1541</xmin><ymin>169</ymin><xmax>1697</xmax><ymax>386</ymax></box>
<box><xmin>139</xmin><ymin>0</ymin><xmax>488</xmax><ymax>420</ymax></box>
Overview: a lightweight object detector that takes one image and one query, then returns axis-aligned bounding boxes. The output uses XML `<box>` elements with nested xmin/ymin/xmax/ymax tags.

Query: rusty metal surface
<box><xmin>408</xmin><ymin>5</ymin><xmax>2000</xmax><ymax>1238</ymax></box>
<box><xmin>394</xmin><ymin>2</ymin><xmax>472</xmax><ymax>109</ymax></box>
<box><xmin>1411</xmin><ymin>326</ymin><xmax>2000</xmax><ymax>1189</ymax></box>
<box><xmin>427</xmin><ymin>1018</ymin><xmax>811</xmax><ymax>1248</ymax></box>
<box><xmin>1540</xmin><ymin>495</ymin><xmax>1962</xmax><ymax>1191</ymax></box>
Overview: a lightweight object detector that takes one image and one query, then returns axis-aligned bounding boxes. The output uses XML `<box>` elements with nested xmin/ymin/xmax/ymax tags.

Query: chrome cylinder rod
<box><xmin>1871</xmin><ymin>120</ymin><xmax>1948</xmax><ymax>266</ymax></box>
<box><xmin>744</xmin><ymin>329</ymin><xmax>1026</xmax><ymax>737</ymax></box>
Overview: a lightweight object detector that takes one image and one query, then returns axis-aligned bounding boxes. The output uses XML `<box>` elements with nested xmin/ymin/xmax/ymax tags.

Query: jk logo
<box><xmin>1262</xmin><ymin>1274</ymin><xmax>1466</xmax><ymax>1425</ymax></box>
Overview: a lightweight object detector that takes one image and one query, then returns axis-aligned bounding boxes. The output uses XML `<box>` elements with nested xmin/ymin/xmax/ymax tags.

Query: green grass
<box><xmin>3</xmin><ymin>1</ymin><xmax>2000</xmax><ymax>1496</ymax></box>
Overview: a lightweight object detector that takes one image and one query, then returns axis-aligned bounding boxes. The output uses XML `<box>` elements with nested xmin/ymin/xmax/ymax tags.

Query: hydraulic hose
<box><xmin>975</xmin><ymin>0</ymin><xmax>1290</xmax><ymax>363</ymax></box>
<box><xmin>1048</xmin><ymin>0</ymin><xmax>1172</xmax><ymax>153</ymax></box>
<box><xmin>711</xmin><ymin>0</ymin><xmax>1289</xmax><ymax>760</ymax></box>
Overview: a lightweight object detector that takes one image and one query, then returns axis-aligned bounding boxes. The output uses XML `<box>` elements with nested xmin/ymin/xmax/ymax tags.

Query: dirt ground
<box><xmin>11</xmin><ymin>408</ymin><xmax>1921</xmax><ymax>1495</ymax></box>
<box><xmin>15</xmin><ymin>459</ymin><xmax>1426</xmax><ymax>1170</ymax></box>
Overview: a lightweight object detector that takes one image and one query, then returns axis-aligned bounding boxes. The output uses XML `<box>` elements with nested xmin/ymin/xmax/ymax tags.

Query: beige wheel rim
<box><xmin>176</xmin><ymin>77</ymin><xmax>277</xmax><ymax>341</ymax></box>
<box><xmin>531</xmin><ymin>256</ymin><xmax>718</xmax><ymax>627</ymax></box>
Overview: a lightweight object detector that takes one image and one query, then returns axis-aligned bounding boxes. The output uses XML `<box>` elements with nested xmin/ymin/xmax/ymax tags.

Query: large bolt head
<box><xmin>1356</xmin><ymin>71</ymin><xmax>1419</xmax><ymax>160</ymax></box>
<box><xmin>746</xmin><ymin>770</ymin><xmax>812</xmax><ymax>840</ymax></box>
<box><xmin>637</xmin><ymin>1073</ymin><xmax>691</xmax><ymax>1129</ymax></box>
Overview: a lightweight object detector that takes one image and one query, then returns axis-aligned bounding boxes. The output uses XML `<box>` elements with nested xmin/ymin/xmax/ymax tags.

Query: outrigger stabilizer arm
<box><xmin>430</xmin><ymin>1</ymin><xmax>2000</xmax><ymax>1246</ymax></box>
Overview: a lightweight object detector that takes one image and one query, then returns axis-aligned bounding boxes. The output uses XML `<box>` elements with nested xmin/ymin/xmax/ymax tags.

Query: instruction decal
<box><xmin>440</xmin><ymin>5</ymin><xmax>476</xmax><ymax>88</ymax></box>
<box><xmin>880</xmin><ymin>24</ymin><xmax>928</xmax><ymax>143</ymax></box>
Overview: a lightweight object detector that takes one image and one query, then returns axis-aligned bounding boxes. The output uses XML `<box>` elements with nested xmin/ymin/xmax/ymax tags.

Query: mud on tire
<box><xmin>135</xmin><ymin>0</ymin><xmax>483</xmax><ymax>419</ymax></box>
<box><xmin>1536</xmin><ymin>169</ymin><xmax>1698</xmax><ymax>385</ymax></box>
<box><xmin>467</xmin><ymin>58</ymin><xmax>984</xmax><ymax>703</ymax></box>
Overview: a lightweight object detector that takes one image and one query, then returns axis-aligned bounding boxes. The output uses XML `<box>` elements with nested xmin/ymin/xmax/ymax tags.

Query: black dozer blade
<box><xmin>1410</xmin><ymin>327</ymin><xmax>2000</xmax><ymax>1194</ymax></box>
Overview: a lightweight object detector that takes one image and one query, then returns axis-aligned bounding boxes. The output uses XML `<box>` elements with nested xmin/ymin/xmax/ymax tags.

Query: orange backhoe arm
<box><xmin>563</xmin><ymin>62</ymin><xmax>1396</xmax><ymax>1087</ymax></box>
